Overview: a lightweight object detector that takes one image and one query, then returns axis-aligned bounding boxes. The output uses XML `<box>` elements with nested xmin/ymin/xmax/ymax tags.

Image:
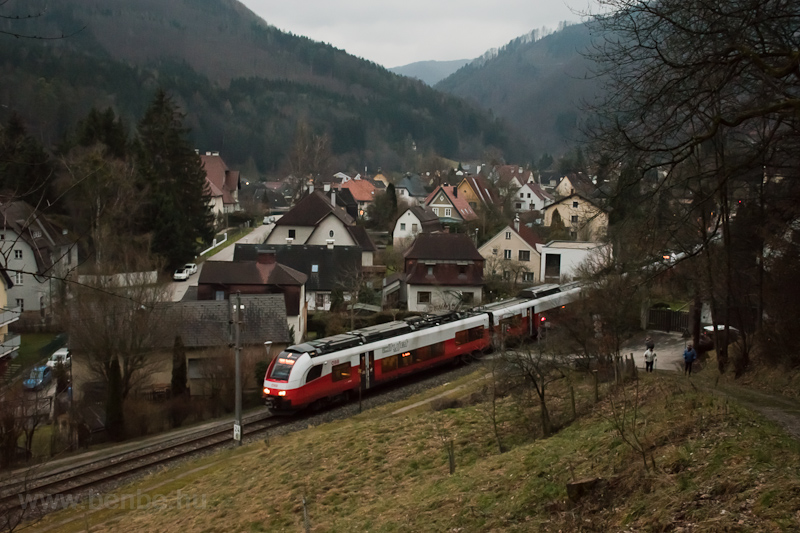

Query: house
<box><xmin>392</xmin><ymin>206</ymin><xmax>443</xmax><ymax>248</ymax></box>
<box><xmin>537</xmin><ymin>241</ymin><xmax>609</xmax><ymax>283</ymax></box>
<box><xmin>372</xmin><ymin>172</ymin><xmax>391</xmax><ymax>188</ymax></box>
<box><xmin>554</xmin><ymin>173</ymin><xmax>599</xmax><ymax>199</ymax></box>
<box><xmin>0</xmin><ymin>201</ymin><xmax>79</xmax><ymax>315</ymax></box>
<box><xmin>235</xmin><ymin>244</ymin><xmax>366</xmax><ymax>312</ymax></box>
<box><xmin>541</xmin><ymin>193</ymin><xmax>609</xmax><ymax>241</ymax></box>
<box><xmin>0</xmin><ymin>268</ymin><xmax>21</xmax><ymax>365</ymax></box>
<box><xmin>200</xmin><ymin>151</ymin><xmax>240</xmax><ymax>216</ymax></box>
<box><xmin>70</xmin><ymin>295</ymin><xmax>293</xmax><ymax>400</ymax></box>
<box><xmin>490</xmin><ymin>165</ymin><xmax>535</xmax><ymax>192</ymax></box>
<box><xmin>395</xmin><ymin>173</ymin><xmax>429</xmax><ymax>206</ymax></box>
<box><xmin>197</xmin><ymin>251</ymin><xmax>308</xmax><ymax>343</ymax></box>
<box><xmin>386</xmin><ymin>232</ymin><xmax>484</xmax><ymax>312</ymax></box>
<box><xmin>457</xmin><ymin>175</ymin><xmax>499</xmax><ymax>211</ymax></box>
<box><xmin>512</xmin><ymin>182</ymin><xmax>554</xmax><ymax>214</ymax></box>
<box><xmin>424</xmin><ymin>185</ymin><xmax>478</xmax><ymax>224</ymax></box>
<box><xmin>478</xmin><ymin>217</ymin><xmax>542</xmax><ymax>284</ymax></box>
<box><xmin>340</xmin><ymin>178</ymin><xmax>380</xmax><ymax>218</ymax></box>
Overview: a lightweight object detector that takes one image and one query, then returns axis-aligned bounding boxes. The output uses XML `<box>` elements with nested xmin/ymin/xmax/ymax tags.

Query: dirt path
<box><xmin>627</xmin><ymin>331</ymin><xmax>800</xmax><ymax>441</ymax></box>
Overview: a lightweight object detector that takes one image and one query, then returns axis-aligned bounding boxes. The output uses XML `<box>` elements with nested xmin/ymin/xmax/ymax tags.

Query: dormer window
<box><xmin>427</xmin><ymin>266</ymin><xmax>434</xmax><ymax>275</ymax></box>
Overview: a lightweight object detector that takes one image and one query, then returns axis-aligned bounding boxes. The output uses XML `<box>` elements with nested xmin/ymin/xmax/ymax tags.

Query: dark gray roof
<box><xmin>404</xmin><ymin>232</ymin><xmax>484</xmax><ymax>261</ymax></box>
<box><xmin>198</xmin><ymin>260</ymin><xmax>307</xmax><ymax>286</ymax></box>
<box><xmin>347</xmin><ymin>225</ymin><xmax>377</xmax><ymax>252</ymax></box>
<box><xmin>276</xmin><ymin>190</ymin><xmax>354</xmax><ymax>227</ymax></box>
<box><xmin>171</xmin><ymin>296</ymin><xmax>290</xmax><ymax>347</ymax></box>
<box><xmin>396</xmin><ymin>174</ymin><xmax>429</xmax><ymax>197</ymax></box>
<box><xmin>234</xmin><ymin>244</ymin><xmax>362</xmax><ymax>292</ymax></box>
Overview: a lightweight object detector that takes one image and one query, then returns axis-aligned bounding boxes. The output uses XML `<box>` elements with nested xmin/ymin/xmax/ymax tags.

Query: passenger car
<box><xmin>173</xmin><ymin>268</ymin><xmax>189</xmax><ymax>281</ymax></box>
<box><xmin>23</xmin><ymin>366</ymin><xmax>53</xmax><ymax>391</ymax></box>
<box><xmin>183</xmin><ymin>263</ymin><xmax>198</xmax><ymax>275</ymax></box>
<box><xmin>46</xmin><ymin>347</ymin><xmax>71</xmax><ymax>369</ymax></box>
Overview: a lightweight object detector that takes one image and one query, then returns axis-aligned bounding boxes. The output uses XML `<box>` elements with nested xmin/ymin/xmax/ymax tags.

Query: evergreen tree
<box><xmin>0</xmin><ymin>114</ymin><xmax>54</xmax><ymax>203</ymax></box>
<box><xmin>77</xmin><ymin>108</ymin><xmax>128</xmax><ymax>159</ymax></box>
<box><xmin>135</xmin><ymin>89</ymin><xmax>213</xmax><ymax>268</ymax></box>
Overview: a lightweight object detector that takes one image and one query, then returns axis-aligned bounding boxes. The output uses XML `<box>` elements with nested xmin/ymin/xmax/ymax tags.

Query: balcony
<box><xmin>0</xmin><ymin>332</ymin><xmax>21</xmax><ymax>358</ymax></box>
<box><xmin>0</xmin><ymin>306</ymin><xmax>21</xmax><ymax>328</ymax></box>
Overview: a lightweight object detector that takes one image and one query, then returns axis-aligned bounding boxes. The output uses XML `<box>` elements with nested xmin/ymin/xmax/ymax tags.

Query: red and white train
<box><xmin>262</xmin><ymin>283</ymin><xmax>581</xmax><ymax>413</ymax></box>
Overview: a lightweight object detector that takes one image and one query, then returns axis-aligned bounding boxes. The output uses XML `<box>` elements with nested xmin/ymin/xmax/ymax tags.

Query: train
<box><xmin>262</xmin><ymin>283</ymin><xmax>581</xmax><ymax>413</ymax></box>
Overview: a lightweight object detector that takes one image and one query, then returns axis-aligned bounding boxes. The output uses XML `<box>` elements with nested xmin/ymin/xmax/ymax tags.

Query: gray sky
<box><xmin>239</xmin><ymin>0</ymin><xmax>584</xmax><ymax>68</ymax></box>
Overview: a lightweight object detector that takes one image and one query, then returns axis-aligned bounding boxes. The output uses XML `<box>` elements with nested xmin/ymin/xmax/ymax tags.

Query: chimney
<box><xmin>206</xmin><ymin>152</ymin><xmax>212</xmax><ymax>156</ymax></box>
<box><xmin>331</xmin><ymin>189</ymin><xmax>336</xmax><ymax>208</ymax></box>
<box><xmin>257</xmin><ymin>250</ymin><xmax>276</xmax><ymax>265</ymax></box>
<box><xmin>324</xmin><ymin>182</ymin><xmax>331</xmax><ymax>192</ymax></box>
<box><xmin>308</xmin><ymin>183</ymin><xmax>314</xmax><ymax>194</ymax></box>
<box><xmin>286</xmin><ymin>237</ymin><xmax>294</xmax><ymax>245</ymax></box>
<box><xmin>212</xmin><ymin>151</ymin><xmax>219</xmax><ymax>157</ymax></box>
<box><xmin>452</xmin><ymin>186</ymin><xmax>458</xmax><ymax>197</ymax></box>
<box><xmin>326</xmin><ymin>239</ymin><xmax>335</xmax><ymax>249</ymax></box>
<box><xmin>514</xmin><ymin>215</ymin><xmax>520</xmax><ymax>233</ymax></box>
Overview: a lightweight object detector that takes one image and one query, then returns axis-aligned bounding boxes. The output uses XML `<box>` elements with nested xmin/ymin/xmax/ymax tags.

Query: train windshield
<box><xmin>269</xmin><ymin>352</ymin><xmax>301</xmax><ymax>381</ymax></box>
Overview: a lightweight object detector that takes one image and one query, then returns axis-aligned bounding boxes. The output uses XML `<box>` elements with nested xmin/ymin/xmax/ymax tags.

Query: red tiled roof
<box><xmin>515</xmin><ymin>224</ymin><xmax>543</xmax><ymax>249</ymax></box>
<box><xmin>495</xmin><ymin>165</ymin><xmax>533</xmax><ymax>188</ymax></box>
<box><xmin>340</xmin><ymin>179</ymin><xmax>379</xmax><ymax>203</ymax></box>
<box><xmin>200</xmin><ymin>154</ymin><xmax>238</xmax><ymax>205</ymax></box>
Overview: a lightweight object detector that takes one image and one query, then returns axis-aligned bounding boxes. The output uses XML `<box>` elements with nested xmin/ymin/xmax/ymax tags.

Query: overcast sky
<box><xmin>239</xmin><ymin>0</ymin><xmax>585</xmax><ymax>68</ymax></box>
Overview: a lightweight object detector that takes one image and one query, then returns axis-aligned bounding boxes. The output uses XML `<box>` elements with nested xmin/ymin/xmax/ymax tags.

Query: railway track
<box><xmin>0</xmin><ymin>410</ymin><xmax>287</xmax><ymax>511</ymax></box>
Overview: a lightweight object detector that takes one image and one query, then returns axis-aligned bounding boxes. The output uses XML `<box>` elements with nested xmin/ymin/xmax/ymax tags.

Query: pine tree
<box><xmin>135</xmin><ymin>89</ymin><xmax>213</xmax><ymax>268</ymax></box>
<box><xmin>171</xmin><ymin>335</ymin><xmax>188</xmax><ymax>396</ymax></box>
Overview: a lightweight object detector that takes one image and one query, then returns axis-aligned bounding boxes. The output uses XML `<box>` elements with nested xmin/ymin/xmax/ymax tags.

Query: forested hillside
<box><xmin>0</xmin><ymin>0</ymin><xmax>527</xmax><ymax>173</ymax></box>
<box><xmin>436</xmin><ymin>23</ymin><xmax>598</xmax><ymax>156</ymax></box>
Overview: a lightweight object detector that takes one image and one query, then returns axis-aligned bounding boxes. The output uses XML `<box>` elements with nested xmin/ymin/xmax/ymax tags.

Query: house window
<box><xmin>461</xmin><ymin>292</ymin><xmax>474</xmax><ymax>304</ymax></box>
<box><xmin>573</xmin><ymin>201</ymin><xmax>579</xmax><ymax>208</ymax></box>
<box><xmin>515</xmin><ymin>203</ymin><xmax>522</xmax><ymax>210</ymax></box>
<box><xmin>433</xmin><ymin>208</ymin><xmax>439</xmax><ymax>215</ymax></box>
<box><xmin>504</xmin><ymin>250</ymin><xmax>512</xmax><ymax>260</ymax></box>
<box><xmin>412</xmin><ymin>223</ymin><xmax>418</xmax><ymax>232</ymax></box>
<box><xmin>518</xmin><ymin>250</ymin><xmax>530</xmax><ymax>261</ymax></box>
<box><xmin>544</xmin><ymin>254</ymin><xmax>561</xmax><ymax>280</ymax></box>
<box><xmin>527</xmin><ymin>193</ymin><xmax>531</xmax><ymax>199</ymax></box>
<box><xmin>14</xmin><ymin>250</ymin><xmax>22</xmax><ymax>260</ymax></box>
<box><xmin>445</xmin><ymin>208</ymin><xmax>451</xmax><ymax>217</ymax></box>
<box><xmin>14</xmin><ymin>272</ymin><xmax>23</xmax><ymax>285</ymax></box>
<box><xmin>215</xmin><ymin>290</ymin><xmax>225</xmax><ymax>300</ymax></box>
<box><xmin>570</xmin><ymin>231</ymin><xmax>577</xmax><ymax>239</ymax></box>
<box><xmin>503</xmin><ymin>270</ymin><xmax>510</xmax><ymax>280</ymax></box>
<box><xmin>418</xmin><ymin>291</ymin><xmax>431</xmax><ymax>303</ymax></box>
<box><xmin>505</xmin><ymin>232</ymin><xmax>511</xmax><ymax>240</ymax></box>
<box><xmin>288</xmin><ymin>229</ymin><xmax>296</xmax><ymax>239</ymax></box>
<box><xmin>0</xmin><ymin>234</ymin><xmax>4</xmax><ymax>240</ymax></box>
<box><xmin>523</xmin><ymin>272</ymin><xmax>535</xmax><ymax>282</ymax></box>
<box><xmin>315</xmin><ymin>293</ymin><xmax>325</xmax><ymax>308</ymax></box>
<box><xmin>571</xmin><ymin>215</ymin><xmax>579</xmax><ymax>223</ymax></box>
<box><xmin>16</xmin><ymin>299</ymin><xmax>23</xmax><ymax>311</ymax></box>
<box><xmin>311</xmin><ymin>264</ymin><xmax>319</xmax><ymax>273</ymax></box>
<box><xmin>329</xmin><ymin>230</ymin><xmax>334</xmax><ymax>238</ymax></box>
<box><xmin>458</xmin><ymin>265</ymin><xmax>467</xmax><ymax>275</ymax></box>
<box><xmin>519</xmin><ymin>193</ymin><xmax>524</xmax><ymax>198</ymax></box>
<box><xmin>427</xmin><ymin>266</ymin><xmax>434</xmax><ymax>275</ymax></box>
<box><xmin>492</xmin><ymin>248</ymin><xmax>498</xmax><ymax>255</ymax></box>
<box><xmin>400</xmin><ymin>223</ymin><xmax>406</xmax><ymax>231</ymax></box>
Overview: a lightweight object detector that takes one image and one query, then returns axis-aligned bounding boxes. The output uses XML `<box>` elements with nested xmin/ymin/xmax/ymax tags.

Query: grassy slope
<box><xmin>31</xmin><ymin>369</ymin><xmax>800</xmax><ymax>532</ymax></box>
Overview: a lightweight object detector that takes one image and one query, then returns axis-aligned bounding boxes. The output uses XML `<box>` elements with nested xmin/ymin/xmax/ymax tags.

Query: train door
<box><xmin>359</xmin><ymin>351</ymin><xmax>375</xmax><ymax>390</ymax></box>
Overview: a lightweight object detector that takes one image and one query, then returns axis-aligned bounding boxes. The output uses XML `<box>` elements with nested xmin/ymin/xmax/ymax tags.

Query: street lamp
<box><xmin>233</xmin><ymin>295</ymin><xmax>244</xmax><ymax>445</ymax></box>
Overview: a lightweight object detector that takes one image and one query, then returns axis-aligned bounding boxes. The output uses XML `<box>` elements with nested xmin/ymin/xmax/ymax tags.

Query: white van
<box><xmin>46</xmin><ymin>347</ymin><xmax>71</xmax><ymax>369</ymax></box>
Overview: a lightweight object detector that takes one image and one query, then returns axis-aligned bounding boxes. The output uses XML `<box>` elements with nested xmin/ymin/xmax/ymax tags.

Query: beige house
<box><xmin>542</xmin><ymin>194</ymin><xmax>609</xmax><ymax>241</ymax></box>
<box><xmin>0</xmin><ymin>269</ymin><xmax>21</xmax><ymax>361</ymax></box>
<box><xmin>478</xmin><ymin>218</ymin><xmax>542</xmax><ymax>284</ymax></box>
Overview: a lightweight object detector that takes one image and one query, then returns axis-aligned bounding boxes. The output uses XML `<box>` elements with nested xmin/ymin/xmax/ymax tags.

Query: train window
<box><xmin>455</xmin><ymin>330</ymin><xmax>469</xmax><ymax>345</ymax></box>
<box><xmin>305</xmin><ymin>365</ymin><xmax>323</xmax><ymax>383</ymax></box>
<box><xmin>399</xmin><ymin>351</ymin><xmax>413</xmax><ymax>368</ymax></box>
<box><xmin>381</xmin><ymin>355</ymin><xmax>398</xmax><ymax>373</ymax></box>
<box><xmin>416</xmin><ymin>345</ymin><xmax>431</xmax><ymax>361</ymax></box>
<box><xmin>269</xmin><ymin>352</ymin><xmax>299</xmax><ymax>381</ymax></box>
<box><xmin>332</xmin><ymin>362</ymin><xmax>351</xmax><ymax>382</ymax></box>
<box><xmin>431</xmin><ymin>342</ymin><xmax>445</xmax><ymax>358</ymax></box>
<box><xmin>469</xmin><ymin>326</ymin><xmax>484</xmax><ymax>342</ymax></box>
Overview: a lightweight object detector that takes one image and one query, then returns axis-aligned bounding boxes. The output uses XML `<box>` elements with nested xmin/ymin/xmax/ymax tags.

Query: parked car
<box><xmin>46</xmin><ymin>347</ymin><xmax>71</xmax><ymax>369</ymax></box>
<box><xmin>183</xmin><ymin>263</ymin><xmax>198</xmax><ymax>275</ymax></box>
<box><xmin>173</xmin><ymin>268</ymin><xmax>189</xmax><ymax>281</ymax></box>
<box><xmin>23</xmin><ymin>366</ymin><xmax>53</xmax><ymax>391</ymax></box>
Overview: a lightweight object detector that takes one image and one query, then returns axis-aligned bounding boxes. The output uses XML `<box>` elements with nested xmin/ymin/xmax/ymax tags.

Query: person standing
<box><xmin>644</xmin><ymin>347</ymin><xmax>656</xmax><ymax>372</ymax></box>
<box><xmin>645</xmin><ymin>336</ymin><xmax>655</xmax><ymax>351</ymax></box>
<box><xmin>683</xmin><ymin>343</ymin><xmax>698</xmax><ymax>376</ymax></box>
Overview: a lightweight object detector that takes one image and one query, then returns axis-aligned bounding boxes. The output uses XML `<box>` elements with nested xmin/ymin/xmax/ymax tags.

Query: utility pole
<box><xmin>233</xmin><ymin>292</ymin><xmax>243</xmax><ymax>446</ymax></box>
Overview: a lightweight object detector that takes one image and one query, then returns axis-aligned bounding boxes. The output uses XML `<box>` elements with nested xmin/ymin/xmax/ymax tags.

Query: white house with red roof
<box><xmin>424</xmin><ymin>185</ymin><xmax>478</xmax><ymax>224</ymax></box>
<box><xmin>478</xmin><ymin>217</ymin><xmax>543</xmax><ymax>284</ymax></box>
<box><xmin>200</xmin><ymin>151</ymin><xmax>240</xmax><ymax>217</ymax></box>
<box><xmin>512</xmin><ymin>182</ymin><xmax>554</xmax><ymax>214</ymax></box>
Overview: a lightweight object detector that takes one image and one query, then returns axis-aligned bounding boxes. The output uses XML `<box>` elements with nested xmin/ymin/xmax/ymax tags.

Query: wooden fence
<box><xmin>647</xmin><ymin>308</ymin><xmax>689</xmax><ymax>333</ymax></box>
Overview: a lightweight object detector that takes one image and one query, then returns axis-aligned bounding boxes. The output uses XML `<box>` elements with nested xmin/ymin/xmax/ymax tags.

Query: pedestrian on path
<box><xmin>645</xmin><ymin>336</ymin><xmax>654</xmax><ymax>351</ymax></box>
<box><xmin>644</xmin><ymin>348</ymin><xmax>656</xmax><ymax>372</ymax></box>
<box><xmin>683</xmin><ymin>343</ymin><xmax>697</xmax><ymax>376</ymax></box>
